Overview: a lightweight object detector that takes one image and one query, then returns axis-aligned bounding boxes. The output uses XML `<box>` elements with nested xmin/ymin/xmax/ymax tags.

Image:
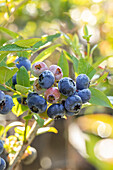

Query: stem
<box><xmin>87</xmin><ymin>42</ymin><xmax>90</xmax><ymax>59</ymax></box>
<box><xmin>23</xmin><ymin>110</ymin><xmax>31</xmax><ymax>143</ymax></box>
<box><xmin>7</xmin><ymin>118</ymin><xmax>54</xmax><ymax>170</ymax></box>
<box><xmin>4</xmin><ymin>84</ymin><xmax>27</xmax><ymax>97</ymax></box>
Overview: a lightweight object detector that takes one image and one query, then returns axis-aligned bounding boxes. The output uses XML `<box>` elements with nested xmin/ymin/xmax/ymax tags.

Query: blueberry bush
<box><xmin>0</xmin><ymin>23</ymin><xmax>113</xmax><ymax>170</ymax></box>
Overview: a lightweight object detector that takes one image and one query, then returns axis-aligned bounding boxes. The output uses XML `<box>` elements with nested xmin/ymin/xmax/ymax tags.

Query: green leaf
<box><xmin>58</xmin><ymin>52</ymin><xmax>69</xmax><ymax>77</ymax></box>
<box><xmin>15</xmin><ymin>38</ymin><xmax>40</xmax><ymax>47</ymax></box>
<box><xmin>0</xmin><ymin>84</ymin><xmax>9</xmax><ymax>91</ymax></box>
<box><xmin>63</xmin><ymin>51</ymin><xmax>78</xmax><ymax>73</ymax></box>
<box><xmin>0</xmin><ymin>125</ymin><xmax>4</xmax><ymax>137</ymax></box>
<box><xmin>36</xmin><ymin>127</ymin><xmax>58</xmax><ymax>135</ymax></box>
<box><xmin>17</xmin><ymin>51</ymin><xmax>31</xmax><ymax>58</ymax></box>
<box><xmin>32</xmin><ymin>44</ymin><xmax>61</xmax><ymax>63</ymax></box>
<box><xmin>73</xmin><ymin>34</ymin><xmax>79</xmax><ymax>47</ymax></box>
<box><xmin>23</xmin><ymin>114</ymin><xmax>33</xmax><ymax>120</ymax></box>
<box><xmin>16</xmin><ymin>66</ymin><xmax>30</xmax><ymax>87</ymax></box>
<box><xmin>4</xmin><ymin>121</ymin><xmax>24</xmax><ymax>137</ymax></box>
<box><xmin>83</xmin><ymin>25</ymin><xmax>89</xmax><ymax>36</ymax></box>
<box><xmin>72</xmin><ymin>56</ymin><xmax>79</xmax><ymax>73</ymax></box>
<box><xmin>6</xmin><ymin>77</ymin><xmax>13</xmax><ymax>87</ymax></box>
<box><xmin>33</xmin><ymin>113</ymin><xmax>44</xmax><ymax>127</ymax></box>
<box><xmin>0</xmin><ymin>27</ymin><xmax>20</xmax><ymax>39</ymax></box>
<box><xmin>92</xmin><ymin>55</ymin><xmax>113</xmax><ymax>69</ymax></box>
<box><xmin>83</xmin><ymin>25</ymin><xmax>92</xmax><ymax>42</ymax></box>
<box><xmin>91</xmin><ymin>44</ymin><xmax>98</xmax><ymax>56</ymax></box>
<box><xmin>0</xmin><ymin>66</ymin><xmax>18</xmax><ymax>84</ymax></box>
<box><xmin>15</xmin><ymin>84</ymin><xmax>31</xmax><ymax>94</ymax></box>
<box><xmin>78</xmin><ymin>58</ymin><xmax>96</xmax><ymax>79</ymax></box>
<box><xmin>89</xmin><ymin>87</ymin><xmax>112</xmax><ymax>108</ymax></box>
<box><xmin>0</xmin><ymin>44</ymin><xmax>32</xmax><ymax>52</ymax></box>
<box><xmin>96</xmin><ymin>72</ymin><xmax>108</xmax><ymax>84</ymax></box>
<box><xmin>63</xmin><ymin>33</ymin><xmax>73</xmax><ymax>46</ymax></box>
<box><xmin>32</xmin><ymin>33</ymin><xmax>61</xmax><ymax>49</ymax></box>
<box><xmin>12</xmin><ymin>98</ymin><xmax>28</xmax><ymax>117</ymax></box>
<box><xmin>0</xmin><ymin>52</ymin><xmax>8</xmax><ymax>62</ymax></box>
<box><xmin>0</xmin><ymin>58</ymin><xmax>7</xmax><ymax>67</ymax></box>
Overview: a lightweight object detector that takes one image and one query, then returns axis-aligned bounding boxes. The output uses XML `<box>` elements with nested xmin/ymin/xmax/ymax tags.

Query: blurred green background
<box><xmin>0</xmin><ymin>0</ymin><xmax>113</xmax><ymax>56</ymax></box>
<box><xmin>1</xmin><ymin>0</ymin><xmax>113</xmax><ymax>170</ymax></box>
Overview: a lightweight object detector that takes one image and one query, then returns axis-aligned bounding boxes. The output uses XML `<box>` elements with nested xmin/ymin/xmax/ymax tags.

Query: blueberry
<box><xmin>0</xmin><ymin>140</ymin><xmax>3</xmax><ymax>154</ymax></box>
<box><xmin>47</xmin><ymin>103</ymin><xmax>65</xmax><ymax>119</ymax></box>
<box><xmin>28</xmin><ymin>95</ymin><xmax>47</xmax><ymax>113</ymax></box>
<box><xmin>15</xmin><ymin>57</ymin><xmax>31</xmax><ymax>71</ymax></box>
<box><xmin>12</xmin><ymin>73</ymin><xmax>17</xmax><ymax>86</ymax></box>
<box><xmin>0</xmin><ymin>91</ymin><xmax>5</xmax><ymax>106</ymax></box>
<box><xmin>27</xmin><ymin>92</ymin><xmax>38</xmax><ymax>101</ymax></box>
<box><xmin>77</xmin><ymin>88</ymin><xmax>91</xmax><ymax>103</ymax></box>
<box><xmin>58</xmin><ymin>77</ymin><xmax>76</xmax><ymax>96</ymax></box>
<box><xmin>44</xmin><ymin>87</ymin><xmax>60</xmax><ymax>103</ymax></box>
<box><xmin>49</xmin><ymin>65</ymin><xmax>63</xmax><ymax>80</ymax></box>
<box><xmin>0</xmin><ymin>95</ymin><xmax>14</xmax><ymax>115</ymax></box>
<box><xmin>31</xmin><ymin>62</ymin><xmax>48</xmax><ymax>77</ymax></box>
<box><xmin>76</xmin><ymin>74</ymin><xmax>90</xmax><ymax>90</ymax></box>
<box><xmin>38</xmin><ymin>70</ymin><xmax>55</xmax><ymax>89</ymax></box>
<box><xmin>65</xmin><ymin>95</ymin><xmax>82</xmax><ymax>114</ymax></box>
<box><xmin>17</xmin><ymin>97</ymin><xmax>27</xmax><ymax>105</ymax></box>
<box><xmin>0</xmin><ymin>158</ymin><xmax>6</xmax><ymax>170</ymax></box>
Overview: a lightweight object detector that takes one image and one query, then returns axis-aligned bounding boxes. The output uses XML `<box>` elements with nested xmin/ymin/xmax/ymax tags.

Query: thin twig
<box><xmin>7</xmin><ymin>118</ymin><xmax>53</xmax><ymax>170</ymax></box>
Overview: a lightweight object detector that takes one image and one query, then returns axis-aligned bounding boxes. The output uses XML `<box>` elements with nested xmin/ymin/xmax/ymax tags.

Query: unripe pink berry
<box><xmin>49</xmin><ymin>65</ymin><xmax>63</xmax><ymax>80</ymax></box>
<box><xmin>31</xmin><ymin>62</ymin><xmax>48</xmax><ymax>77</ymax></box>
<box><xmin>44</xmin><ymin>87</ymin><xmax>60</xmax><ymax>103</ymax></box>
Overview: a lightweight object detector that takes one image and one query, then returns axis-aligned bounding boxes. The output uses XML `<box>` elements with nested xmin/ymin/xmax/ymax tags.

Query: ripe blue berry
<box><xmin>58</xmin><ymin>77</ymin><xmax>76</xmax><ymax>96</ymax></box>
<box><xmin>27</xmin><ymin>92</ymin><xmax>38</xmax><ymax>101</ymax></box>
<box><xmin>0</xmin><ymin>91</ymin><xmax>5</xmax><ymax>106</ymax></box>
<box><xmin>12</xmin><ymin>73</ymin><xmax>17</xmax><ymax>86</ymax></box>
<box><xmin>65</xmin><ymin>95</ymin><xmax>82</xmax><ymax>114</ymax></box>
<box><xmin>31</xmin><ymin>62</ymin><xmax>48</xmax><ymax>77</ymax></box>
<box><xmin>77</xmin><ymin>89</ymin><xmax>91</xmax><ymax>103</ymax></box>
<box><xmin>38</xmin><ymin>70</ymin><xmax>55</xmax><ymax>89</ymax></box>
<box><xmin>0</xmin><ymin>140</ymin><xmax>4</xmax><ymax>154</ymax></box>
<box><xmin>28</xmin><ymin>95</ymin><xmax>47</xmax><ymax>113</ymax></box>
<box><xmin>47</xmin><ymin>103</ymin><xmax>65</xmax><ymax>119</ymax></box>
<box><xmin>15</xmin><ymin>57</ymin><xmax>31</xmax><ymax>71</ymax></box>
<box><xmin>44</xmin><ymin>87</ymin><xmax>60</xmax><ymax>103</ymax></box>
<box><xmin>49</xmin><ymin>65</ymin><xmax>63</xmax><ymax>80</ymax></box>
<box><xmin>0</xmin><ymin>95</ymin><xmax>14</xmax><ymax>115</ymax></box>
<box><xmin>0</xmin><ymin>158</ymin><xmax>6</xmax><ymax>170</ymax></box>
<box><xmin>76</xmin><ymin>74</ymin><xmax>90</xmax><ymax>90</ymax></box>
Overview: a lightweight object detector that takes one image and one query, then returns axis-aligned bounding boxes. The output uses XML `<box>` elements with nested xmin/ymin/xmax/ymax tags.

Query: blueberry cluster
<box><xmin>12</xmin><ymin>57</ymin><xmax>31</xmax><ymax>86</ymax></box>
<box><xmin>0</xmin><ymin>140</ymin><xmax>6</xmax><ymax>170</ymax></box>
<box><xmin>0</xmin><ymin>91</ymin><xmax>14</xmax><ymax>115</ymax></box>
<box><xmin>27</xmin><ymin>62</ymin><xmax>91</xmax><ymax>119</ymax></box>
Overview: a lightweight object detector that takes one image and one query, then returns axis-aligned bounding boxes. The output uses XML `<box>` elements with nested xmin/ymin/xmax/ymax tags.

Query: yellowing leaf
<box><xmin>36</xmin><ymin>127</ymin><xmax>58</xmax><ymax>135</ymax></box>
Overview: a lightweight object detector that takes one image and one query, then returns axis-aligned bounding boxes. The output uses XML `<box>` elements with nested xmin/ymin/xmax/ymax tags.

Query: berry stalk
<box><xmin>4</xmin><ymin>84</ymin><xmax>27</xmax><ymax>98</ymax></box>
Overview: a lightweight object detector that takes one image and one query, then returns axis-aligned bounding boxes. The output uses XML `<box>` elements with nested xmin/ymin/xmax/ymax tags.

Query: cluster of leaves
<box><xmin>0</xmin><ymin>25</ymin><xmax>113</xmax><ymax>168</ymax></box>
